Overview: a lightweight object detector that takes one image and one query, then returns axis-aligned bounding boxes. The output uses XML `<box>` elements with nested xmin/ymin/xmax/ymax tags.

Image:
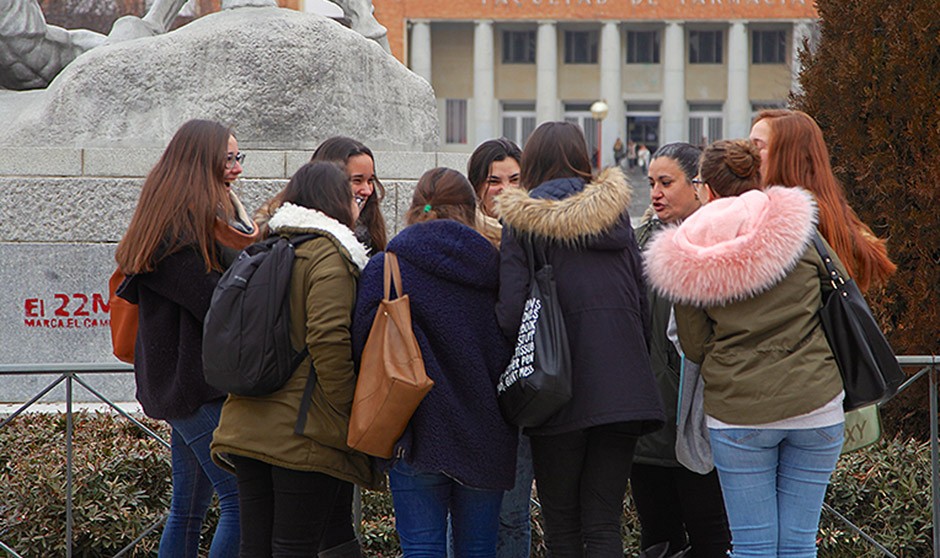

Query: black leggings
<box><xmin>231</xmin><ymin>455</ymin><xmax>355</xmax><ymax>558</ymax></box>
<box><xmin>630</xmin><ymin>463</ymin><xmax>730</xmax><ymax>558</ymax></box>
<box><xmin>530</xmin><ymin>422</ymin><xmax>640</xmax><ymax>558</ymax></box>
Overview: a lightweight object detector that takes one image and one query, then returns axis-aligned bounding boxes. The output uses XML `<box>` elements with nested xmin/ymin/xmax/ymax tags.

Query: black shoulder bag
<box><xmin>811</xmin><ymin>233</ymin><xmax>904</xmax><ymax>411</ymax></box>
<box><xmin>496</xmin><ymin>236</ymin><xmax>572</xmax><ymax>427</ymax></box>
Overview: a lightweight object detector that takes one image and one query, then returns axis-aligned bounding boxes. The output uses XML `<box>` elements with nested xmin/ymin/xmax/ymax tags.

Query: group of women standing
<box><xmin>116</xmin><ymin>108</ymin><xmax>894</xmax><ymax>558</ymax></box>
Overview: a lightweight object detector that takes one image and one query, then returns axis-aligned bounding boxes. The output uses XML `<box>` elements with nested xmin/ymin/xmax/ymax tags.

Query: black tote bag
<box><xmin>812</xmin><ymin>234</ymin><xmax>905</xmax><ymax>411</ymax></box>
<box><xmin>497</xmin><ymin>237</ymin><xmax>572</xmax><ymax>427</ymax></box>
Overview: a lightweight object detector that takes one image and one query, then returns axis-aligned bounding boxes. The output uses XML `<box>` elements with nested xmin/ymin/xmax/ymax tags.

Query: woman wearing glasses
<box><xmin>115</xmin><ymin>119</ymin><xmax>259</xmax><ymax>557</ymax></box>
<box><xmin>646</xmin><ymin>139</ymin><xmax>846</xmax><ymax>557</ymax></box>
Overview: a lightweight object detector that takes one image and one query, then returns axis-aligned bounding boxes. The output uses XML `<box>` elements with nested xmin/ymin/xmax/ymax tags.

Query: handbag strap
<box><xmin>522</xmin><ymin>235</ymin><xmax>551</xmax><ymax>279</ymax></box>
<box><xmin>809</xmin><ymin>232</ymin><xmax>846</xmax><ymax>290</ymax></box>
<box><xmin>383</xmin><ymin>251</ymin><xmax>404</xmax><ymax>300</ymax></box>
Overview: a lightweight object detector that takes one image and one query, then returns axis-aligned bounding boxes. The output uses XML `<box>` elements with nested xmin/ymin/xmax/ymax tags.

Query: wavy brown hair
<box><xmin>755</xmin><ymin>109</ymin><xmax>896</xmax><ymax>291</ymax></box>
<box><xmin>406</xmin><ymin>168</ymin><xmax>477</xmax><ymax>228</ymax></box>
<box><xmin>116</xmin><ymin>119</ymin><xmax>234</xmax><ymax>274</ymax></box>
<box><xmin>700</xmin><ymin>139</ymin><xmax>763</xmax><ymax>198</ymax></box>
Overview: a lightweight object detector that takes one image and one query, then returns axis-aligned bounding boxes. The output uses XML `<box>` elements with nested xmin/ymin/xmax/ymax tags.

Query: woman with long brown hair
<box><xmin>749</xmin><ymin>109</ymin><xmax>895</xmax><ymax>292</ymax></box>
<box><xmin>496</xmin><ymin>121</ymin><xmax>664</xmax><ymax>557</ymax></box>
<box><xmin>256</xmin><ymin>136</ymin><xmax>388</xmax><ymax>254</ymax></box>
<box><xmin>115</xmin><ymin>119</ymin><xmax>258</xmax><ymax>557</ymax></box>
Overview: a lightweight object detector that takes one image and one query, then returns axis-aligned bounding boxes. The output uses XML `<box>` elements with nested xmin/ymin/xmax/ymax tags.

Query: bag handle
<box><xmin>810</xmin><ymin>232</ymin><xmax>846</xmax><ymax>291</ymax></box>
<box><xmin>383</xmin><ymin>251</ymin><xmax>405</xmax><ymax>300</ymax></box>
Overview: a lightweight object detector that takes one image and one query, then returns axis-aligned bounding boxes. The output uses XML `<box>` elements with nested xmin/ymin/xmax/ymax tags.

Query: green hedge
<box><xmin>0</xmin><ymin>412</ymin><xmax>932</xmax><ymax>556</ymax></box>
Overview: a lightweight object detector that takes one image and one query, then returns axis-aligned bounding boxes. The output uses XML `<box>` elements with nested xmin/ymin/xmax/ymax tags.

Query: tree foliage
<box><xmin>793</xmin><ymin>0</ymin><xmax>940</xmax><ymax>438</ymax></box>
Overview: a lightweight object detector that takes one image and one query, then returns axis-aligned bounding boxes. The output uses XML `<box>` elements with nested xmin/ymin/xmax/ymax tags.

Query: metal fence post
<box><xmin>930</xmin><ymin>358</ymin><xmax>939</xmax><ymax>558</ymax></box>
<box><xmin>66</xmin><ymin>373</ymin><xmax>73</xmax><ymax>558</ymax></box>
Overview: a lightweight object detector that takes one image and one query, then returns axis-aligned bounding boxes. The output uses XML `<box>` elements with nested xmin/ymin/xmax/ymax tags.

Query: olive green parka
<box><xmin>211</xmin><ymin>202</ymin><xmax>382</xmax><ymax>490</ymax></box>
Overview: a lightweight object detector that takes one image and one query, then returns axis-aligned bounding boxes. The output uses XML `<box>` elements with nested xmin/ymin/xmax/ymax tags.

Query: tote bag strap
<box><xmin>810</xmin><ymin>232</ymin><xmax>846</xmax><ymax>290</ymax></box>
<box><xmin>383</xmin><ymin>251</ymin><xmax>405</xmax><ymax>300</ymax></box>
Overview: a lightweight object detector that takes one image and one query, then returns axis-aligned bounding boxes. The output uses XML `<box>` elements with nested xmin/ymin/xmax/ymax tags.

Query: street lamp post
<box><xmin>590</xmin><ymin>100</ymin><xmax>609</xmax><ymax>169</ymax></box>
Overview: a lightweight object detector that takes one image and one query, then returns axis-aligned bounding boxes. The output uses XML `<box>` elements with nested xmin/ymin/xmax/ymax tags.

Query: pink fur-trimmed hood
<box><xmin>644</xmin><ymin>186</ymin><xmax>817</xmax><ymax>307</ymax></box>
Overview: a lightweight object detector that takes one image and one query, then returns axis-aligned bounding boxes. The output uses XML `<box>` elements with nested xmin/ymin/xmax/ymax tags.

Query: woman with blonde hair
<box><xmin>646</xmin><ymin>139</ymin><xmax>846</xmax><ymax>557</ymax></box>
<box><xmin>115</xmin><ymin>119</ymin><xmax>258</xmax><ymax>557</ymax></box>
<box><xmin>750</xmin><ymin>109</ymin><xmax>895</xmax><ymax>292</ymax></box>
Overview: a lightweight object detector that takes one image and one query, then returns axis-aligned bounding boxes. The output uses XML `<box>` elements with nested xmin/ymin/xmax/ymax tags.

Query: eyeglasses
<box><xmin>225</xmin><ymin>152</ymin><xmax>246</xmax><ymax>169</ymax></box>
<box><xmin>691</xmin><ymin>178</ymin><xmax>705</xmax><ymax>186</ymax></box>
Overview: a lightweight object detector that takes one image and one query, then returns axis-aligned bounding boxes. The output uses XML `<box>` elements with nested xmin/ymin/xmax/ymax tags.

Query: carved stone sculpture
<box><xmin>0</xmin><ymin>0</ymin><xmax>388</xmax><ymax>91</ymax></box>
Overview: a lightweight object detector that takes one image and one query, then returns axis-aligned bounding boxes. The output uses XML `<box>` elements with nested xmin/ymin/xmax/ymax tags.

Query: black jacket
<box><xmin>118</xmin><ymin>247</ymin><xmax>225</xmax><ymax>420</ymax></box>
<box><xmin>495</xmin><ymin>168</ymin><xmax>665</xmax><ymax>436</ymax></box>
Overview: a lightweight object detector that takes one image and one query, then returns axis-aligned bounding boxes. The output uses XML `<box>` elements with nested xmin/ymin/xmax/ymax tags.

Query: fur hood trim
<box><xmin>644</xmin><ymin>186</ymin><xmax>817</xmax><ymax>307</ymax></box>
<box><xmin>495</xmin><ymin>167</ymin><xmax>632</xmax><ymax>242</ymax></box>
<box><xmin>268</xmin><ymin>202</ymin><xmax>370</xmax><ymax>271</ymax></box>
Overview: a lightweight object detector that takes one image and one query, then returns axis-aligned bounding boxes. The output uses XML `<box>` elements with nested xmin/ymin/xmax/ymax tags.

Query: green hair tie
<box><xmin>423</xmin><ymin>204</ymin><xmax>432</xmax><ymax>213</ymax></box>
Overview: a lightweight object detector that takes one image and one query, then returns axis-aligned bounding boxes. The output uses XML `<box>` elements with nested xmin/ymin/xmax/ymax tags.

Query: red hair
<box><xmin>755</xmin><ymin>109</ymin><xmax>896</xmax><ymax>292</ymax></box>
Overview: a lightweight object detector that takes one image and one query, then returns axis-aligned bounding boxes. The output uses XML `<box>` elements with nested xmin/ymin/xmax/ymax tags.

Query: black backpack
<box><xmin>203</xmin><ymin>233</ymin><xmax>319</xmax><ymax>434</ymax></box>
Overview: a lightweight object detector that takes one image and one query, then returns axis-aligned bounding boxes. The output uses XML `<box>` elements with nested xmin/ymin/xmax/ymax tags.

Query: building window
<box><xmin>688</xmin><ymin>103</ymin><xmax>724</xmax><ymax>147</ymax></box>
<box><xmin>689</xmin><ymin>30</ymin><xmax>723</xmax><ymax>64</ymax></box>
<box><xmin>564</xmin><ymin>31</ymin><xmax>599</xmax><ymax>64</ymax></box>
<box><xmin>503</xmin><ymin>30</ymin><xmax>536</xmax><ymax>64</ymax></box>
<box><xmin>626</xmin><ymin>31</ymin><xmax>660</xmax><ymax>64</ymax></box>
<box><xmin>445</xmin><ymin>99</ymin><xmax>468</xmax><ymax>144</ymax></box>
<box><xmin>752</xmin><ymin>30</ymin><xmax>787</xmax><ymax>64</ymax></box>
<box><xmin>502</xmin><ymin>103</ymin><xmax>537</xmax><ymax>148</ymax></box>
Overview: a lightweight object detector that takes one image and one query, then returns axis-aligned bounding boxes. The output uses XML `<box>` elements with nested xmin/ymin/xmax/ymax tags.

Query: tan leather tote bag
<box><xmin>347</xmin><ymin>251</ymin><xmax>433</xmax><ymax>458</ymax></box>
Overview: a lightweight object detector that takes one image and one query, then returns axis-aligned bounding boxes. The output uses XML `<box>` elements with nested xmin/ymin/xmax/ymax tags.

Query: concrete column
<box><xmin>536</xmin><ymin>21</ymin><xmax>559</xmax><ymax>124</ymax></box>
<box><xmin>473</xmin><ymin>20</ymin><xmax>496</xmax><ymax>144</ymax></box>
<box><xmin>726</xmin><ymin>21</ymin><xmax>750</xmax><ymax>139</ymax></box>
<box><xmin>662</xmin><ymin>21</ymin><xmax>686</xmax><ymax>143</ymax></box>
<box><xmin>599</xmin><ymin>21</ymin><xmax>623</xmax><ymax>168</ymax></box>
<box><xmin>791</xmin><ymin>20</ymin><xmax>812</xmax><ymax>95</ymax></box>
<box><xmin>410</xmin><ymin>21</ymin><xmax>432</xmax><ymax>85</ymax></box>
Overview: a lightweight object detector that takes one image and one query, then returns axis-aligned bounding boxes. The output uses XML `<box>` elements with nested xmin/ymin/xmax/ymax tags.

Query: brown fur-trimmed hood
<box><xmin>495</xmin><ymin>167</ymin><xmax>633</xmax><ymax>244</ymax></box>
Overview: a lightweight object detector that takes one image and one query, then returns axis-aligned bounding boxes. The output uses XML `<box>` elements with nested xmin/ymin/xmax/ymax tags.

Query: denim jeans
<box><xmin>230</xmin><ymin>455</ymin><xmax>356</xmax><ymax>557</ymax></box>
<box><xmin>497</xmin><ymin>434</ymin><xmax>534</xmax><ymax>558</ymax></box>
<box><xmin>529</xmin><ymin>422</ymin><xmax>640</xmax><ymax>558</ymax></box>
<box><xmin>390</xmin><ymin>460</ymin><xmax>504</xmax><ymax>558</ymax></box>
<box><xmin>160</xmin><ymin>399</ymin><xmax>240</xmax><ymax>558</ymax></box>
<box><xmin>709</xmin><ymin>424</ymin><xmax>844</xmax><ymax>558</ymax></box>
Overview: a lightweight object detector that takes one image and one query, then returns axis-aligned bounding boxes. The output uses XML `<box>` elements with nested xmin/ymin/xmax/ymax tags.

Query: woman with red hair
<box><xmin>749</xmin><ymin>109</ymin><xmax>895</xmax><ymax>292</ymax></box>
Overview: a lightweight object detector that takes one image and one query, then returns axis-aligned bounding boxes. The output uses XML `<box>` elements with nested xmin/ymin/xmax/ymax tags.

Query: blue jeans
<box><xmin>497</xmin><ymin>434</ymin><xmax>533</xmax><ymax>558</ymax></box>
<box><xmin>390</xmin><ymin>460</ymin><xmax>503</xmax><ymax>558</ymax></box>
<box><xmin>709</xmin><ymin>424</ymin><xmax>844</xmax><ymax>558</ymax></box>
<box><xmin>160</xmin><ymin>399</ymin><xmax>240</xmax><ymax>558</ymax></box>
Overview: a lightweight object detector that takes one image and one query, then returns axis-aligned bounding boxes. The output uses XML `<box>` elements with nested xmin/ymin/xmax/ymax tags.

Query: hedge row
<box><xmin>1</xmin><ymin>411</ymin><xmax>933</xmax><ymax>556</ymax></box>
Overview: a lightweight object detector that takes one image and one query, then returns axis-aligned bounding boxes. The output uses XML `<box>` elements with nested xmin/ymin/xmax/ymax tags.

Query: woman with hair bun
<box><xmin>352</xmin><ymin>168</ymin><xmax>516</xmax><ymax>557</ymax></box>
<box><xmin>645</xmin><ymin>139</ymin><xmax>847</xmax><ymax>557</ymax></box>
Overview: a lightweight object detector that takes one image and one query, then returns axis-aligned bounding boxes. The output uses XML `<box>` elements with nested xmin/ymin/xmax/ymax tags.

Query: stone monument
<box><xmin>0</xmin><ymin>2</ymin><xmax>443</xmax><ymax>406</ymax></box>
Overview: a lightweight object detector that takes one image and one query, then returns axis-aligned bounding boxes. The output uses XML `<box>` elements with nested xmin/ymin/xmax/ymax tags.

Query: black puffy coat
<box><xmin>495</xmin><ymin>168</ymin><xmax>664</xmax><ymax>436</ymax></box>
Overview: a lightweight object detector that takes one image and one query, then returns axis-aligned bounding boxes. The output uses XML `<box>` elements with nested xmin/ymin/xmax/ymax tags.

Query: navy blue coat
<box><xmin>352</xmin><ymin>220</ymin><xmax>517</xmax><ymax>491</ymax></box>
<box><xmin>495</xmin><ymin>170</ymin><xmax>665</xmax><ymax>436</ymax></box>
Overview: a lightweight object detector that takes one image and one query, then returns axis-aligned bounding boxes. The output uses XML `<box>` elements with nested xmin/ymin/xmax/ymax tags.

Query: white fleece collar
<box><xmin>267</xmin><ymin>202</ymin><xmax>370</xmax><ymax>271</ymax></box>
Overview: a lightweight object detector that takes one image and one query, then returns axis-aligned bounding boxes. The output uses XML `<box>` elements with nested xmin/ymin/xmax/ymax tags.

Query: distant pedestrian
<box><xmin>613</xmin><ymin>137</ymin><xmax>626</xmax><ymax>166</ymax></box>
<box><xmin>637</xmin><ymin>143</ymin><xmax>651</xmax><ymax>172</ymax></box>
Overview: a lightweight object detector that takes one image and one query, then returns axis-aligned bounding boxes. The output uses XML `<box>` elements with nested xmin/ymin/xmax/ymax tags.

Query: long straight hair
<box><xmin>406</xmin><ymin>168</ymin><xmax>477</xmax><ymax>227</ymax></box>
<box><xmin>755</xmin><ymin>109</ymin><xmax>896</xmax><ymax>291</ymax></box>
<box><xmin>311</xmin><ymin>136</ymin><xmax>388</xmax><ymax>251</ymax></box>
<box><xmin>520</xmin><ymin>121</ymin><xmax>593</xmax><ymax>191</ymax></box>
<box><xmin>116</xmin><ymin>119</ymin><xmax>234</xmax><ymax>273</ymax></box>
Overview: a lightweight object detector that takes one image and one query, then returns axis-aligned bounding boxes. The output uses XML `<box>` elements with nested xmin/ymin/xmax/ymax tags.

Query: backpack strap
<box><xmin>294</xmin><ymin>357</ymin><xmax>317</xmax><ymax>435</ymax></box>
<box><xmin>286</xmin><ymin>232</ymin><xmax>320</xmax><ymax>435</ymax></box>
